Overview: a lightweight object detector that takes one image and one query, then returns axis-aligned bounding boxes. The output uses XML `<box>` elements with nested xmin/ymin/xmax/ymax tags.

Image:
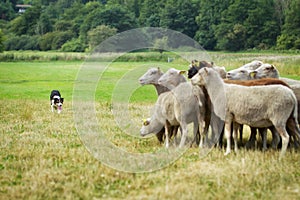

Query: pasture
<box><xmin>1</xmin><ymin>51</ymin><xmax>300</xmax><ymax>199</ymax></box>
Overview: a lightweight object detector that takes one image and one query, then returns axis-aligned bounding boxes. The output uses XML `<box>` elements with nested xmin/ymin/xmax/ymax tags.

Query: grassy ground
<box><xmin>1</xmin><ymin>51</ymin><xmax>300</xmax><ymax>199</ymax></box>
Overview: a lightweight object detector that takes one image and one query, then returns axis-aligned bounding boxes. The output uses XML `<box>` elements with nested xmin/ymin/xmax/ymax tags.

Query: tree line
<box><xmin>0</xmin><ymin>0</ymin><xmax>299</xmax><ymax>52</ymax></box>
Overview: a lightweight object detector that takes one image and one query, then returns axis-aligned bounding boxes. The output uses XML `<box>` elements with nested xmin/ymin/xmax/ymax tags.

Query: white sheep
<box><xmin>158</xmin><ymin>68</ymin><xmax>187</xmax><ymax>90</ymax></box>
<box><xmin>191</xmin><ymin>67</ymin><xmax>300</xmax><ymax>158</ymax></box>
<box><xmin>138</xmin><ymin>67</ymin><xmax>178</xmax><ymax>143</ymax></box>
<box><xmin>139</xmin><ymin>67</ymin><xmax>169</xmax><ymax>95</ymax></box>
<box><xmin>140</xmin><ymin>82</ymin><xmax>205</xmax><ymax>148</ymax></box>
<box><xmin>227</xmin><ymin>63</ymin><xmax>300</xmax><ymax>149</ymax></box>
<box><xmin>240</xmin><ymin>60</ymin><xmax>263</xmax><ymax>70</ymax></box>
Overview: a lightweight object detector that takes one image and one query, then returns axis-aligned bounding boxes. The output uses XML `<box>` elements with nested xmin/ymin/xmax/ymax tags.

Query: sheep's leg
<box><xmin>239</xmin><ymin>124</ymin><xmax>243</xmax><ymax>145</ymax></box>
<box><xmin>233</xmin><ymin>122</ymin><xmax>239</xmax><ymax>153</ymax></box>
<box><xmin>245</xmin><ymin>127</ymin><xmax>257</xmax><ymax>150</ymax></box>
<box><xmin>165</xmin><ymin>121</ymin><xmax>170</xmax><ymax>148</ymax></box>
<box><xmin>275</xmin><ymin>126</ymin><xmax>290</xmax><ymax>159</ymax></box>
<box><xmin>286</xmin><ymin>117</ymin><xmax>300</xmax><ymax>148</ymax></box>
<box><xmin>224</xmin><ymin>122</ymin><xmax>232</xmax><ymax>156</ymax></box>
<box><xmin>269</xmin><ymin>126</ymin><xmax>280</xmax><ymax>149</ymax></box>
<box><xmin>193</xmin><ymin>122</ymin><xmax>200</xmax><ymax>148</ymax></box>
<box><xmin>258</xmin><ymin>128</ymin><xmax>268</xmax><ymax>151</ymax></box>
<box><xmin>173</xmin><ymin>126</ymin><xmax>179</xmax><ymax>146</ymax></box>
<box><xmin>179</xmin><ymin>123</ymin><xmax>188</xmax><ymax>148</ymax></box>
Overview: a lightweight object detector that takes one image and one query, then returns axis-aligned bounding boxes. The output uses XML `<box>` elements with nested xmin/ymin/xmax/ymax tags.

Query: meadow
<box><xmin>1</xmin><ymin>51</ymin><xmax>300</xmax><ymax>199</ymax></box>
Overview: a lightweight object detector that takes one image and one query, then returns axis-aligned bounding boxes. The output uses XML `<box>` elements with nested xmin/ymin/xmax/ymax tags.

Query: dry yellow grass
<box><xmin>1</xmin><ymin>99</ymin><xmax>300</xmax><ymax>200</ymax></box>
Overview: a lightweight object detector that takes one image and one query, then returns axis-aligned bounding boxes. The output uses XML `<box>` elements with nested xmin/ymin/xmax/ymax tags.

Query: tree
<box><xmin>195</xmin><ymin>0</ymin><xmax>230</xmax><ymax>50</ymax></box>
<box><xmin>159</xmin><ymin>0</ymin><xmax>199</xmax><ymax>38</ymax></box>
<box><xmin>0</xmin><ymin>0</ymin><xmax>16</xmax><ymax>20</ymax></box>
<box><xmin>0</xmin><ymin>29</ymin><xmax>5</xmax><ymax>52</ymax></box>
<box><xmin>139</xmin><ymin>0</ymin><xmax>162</xmax><ymax>27</ymax></box>
<box><xmin>244</xmin><ymin>0</ymin><xmax>281</xmax><ymax>49</ymax></box>
<box><xmin>9</xmin><ymin>5</ymin><xmax>42</xmax><ymax>35</ymax></box>
<box><xmin>277</xmin><ymin>0</ymin><xmax>300</xmax><ymax>49</ymax></box>
<box><xmin>153</xmin><ymin>36</ymin><xmax>169</xmax><ymax>54</ymax></box>
<box><xmin>87</xmin><ymin>25</ymin><xmax>117</xmax><ymax>50</ymax></box>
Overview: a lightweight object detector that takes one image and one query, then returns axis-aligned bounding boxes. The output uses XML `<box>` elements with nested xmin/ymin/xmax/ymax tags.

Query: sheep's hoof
<box><xmin>224</xmin><ymin>151</ymin><xmax>230</xmax><ymax>156</ymax></box>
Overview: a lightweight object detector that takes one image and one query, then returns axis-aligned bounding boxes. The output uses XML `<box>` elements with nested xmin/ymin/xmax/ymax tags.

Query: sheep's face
<box><xmin>139</xmin><ymin>68</ymin><xmax>163</xmax><ymax>85</ymax></box>
<box><xmin>140</xmin><ymin>118</ymin><xmax>152</xmax><ymax>136</ymax></box>
<box><xmin>253</xmin><ymin>64</ymin><xmax>279</xmax><ymax>79</ymax></box>
<box><xmin>191</xmin><ymin>69</ymin><xmax>206</xmax><ymax>86</ymax></box>
<box><xmin>226</xmin><ymin>68</ymin><xmax>251</xmax><ymax>80</ymax></box>
<box><xmin>158</xmin><ymin>68</ymin><xmax>185</xmax><ymax>89</ymax></box>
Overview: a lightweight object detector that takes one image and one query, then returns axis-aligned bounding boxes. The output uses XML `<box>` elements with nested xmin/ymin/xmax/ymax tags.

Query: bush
<box><xmin>39</xmin><ymin>31</ymin><xmax>75</xmax><ymax>51</ymax></box>
<box><xmin>61</xmin><ymin>38</ymin><xmax>86</xmax><ymax>52</ymax></box>
<box><xmin>276</xmin><ymin>34</ymin><xmax>298</xmax><ymax>50</ymax></box>
<box><xmin>4</xmin><ymin>35</ymin><xmax>40</xmax><ymax>50</ymax></box>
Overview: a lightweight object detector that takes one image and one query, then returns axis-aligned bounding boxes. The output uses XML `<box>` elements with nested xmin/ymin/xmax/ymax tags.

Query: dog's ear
<box><xmin>60</xmin><ymin>98</ymin><xmax>64</xmax><ymax>103</ymax></box>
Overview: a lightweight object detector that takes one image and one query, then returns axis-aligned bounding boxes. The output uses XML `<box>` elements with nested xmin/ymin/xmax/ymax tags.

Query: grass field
<box><xmin>1</xmin><ymin>51</ymin><xmax>300</xmax><ymax>199</ymax></box>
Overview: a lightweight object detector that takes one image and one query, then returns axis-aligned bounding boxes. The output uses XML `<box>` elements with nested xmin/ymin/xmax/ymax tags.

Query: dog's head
<box><xmin>52</xmin><ymin>96</ymin><xmax>64</xmax><ymax>112</ymax></box>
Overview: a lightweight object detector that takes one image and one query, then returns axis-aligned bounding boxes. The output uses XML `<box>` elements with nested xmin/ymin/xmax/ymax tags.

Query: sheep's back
<box><xmin>225</xmin><ymin>84</ymin><xmax>296</xmax><ymax>127</ymax></box>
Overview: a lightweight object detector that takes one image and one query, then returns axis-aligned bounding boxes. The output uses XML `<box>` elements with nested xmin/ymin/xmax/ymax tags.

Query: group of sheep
<box><xmin>138</xmin><ymin>60</ymin><xmax>300</xmax><ymax>158</ymax></box>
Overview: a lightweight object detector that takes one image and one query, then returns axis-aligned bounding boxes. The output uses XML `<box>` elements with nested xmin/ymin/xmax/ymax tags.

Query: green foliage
<box><xmin>39</xmin><ymin>31</ymin><xmax>74</xmax><ymax>51</ymax></box>
<box><xmin>87</xmin><ymin>25</ymin><xmax>117</xmax><ymax>51</ymax></box>
<box><xmin>4</xmin><ymin>35</ymin><xmax>40</xmax><ymax>51</ymax></box>
<box><xmin>61</xmin><ymin>38</ymin><xmax>86</xmax><ymax>52</ymax></box>
<box><xmin>159</xmin><ymin>0</ymin><xmax>199</xmax><ymax>38</ymax></box>
<box><xmin>0</xmin><ymin>29</ymin><xmax>5</xmax><ymax>52</ymax></box>
<box><xmin>1</xmin><ymin>0</ymin><xmax>300</xmax><ymax>51</ymax></box>
<box><xmin>276</xmin><ymin>0</ymin><xmax>300</xmax><ymax>50</ymax></box>
<box><xmin>0</xmin><ymin>0</ymin><xmax>16</xmax><ymax>21</ymax></box>
<box><xmin>153</xmin><ymin>36</ymin><xmax>169</xmax><ymax>53</ymax></box>
<box><xmin>9</xmin><ymin>5</ymin><xmax>42</xmax><ymax>36</ymax></box>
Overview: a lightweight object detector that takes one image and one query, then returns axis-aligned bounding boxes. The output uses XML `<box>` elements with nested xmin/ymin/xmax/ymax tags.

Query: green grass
<box><xmin>1</xmin><ymin>51</ymin><xmax>300</xmax><ymax>199</ymax></box>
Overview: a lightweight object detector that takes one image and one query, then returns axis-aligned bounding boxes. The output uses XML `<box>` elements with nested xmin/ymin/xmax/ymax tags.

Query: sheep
<box><xmin>158</xmin><ymin>68</ymin><xmax>187</xmax><ymax>90</ymax></box>
<box><xmin>224</xmin><ymin>78</ymin><xmax>291</xmax><ymax>150</ymax></box>
<box><xmin>188</xmin><ymin>60</ymin><xmax>226</xmax><ymax>79</ymax></box>
<box><xmin>140</xmin><ymin>92</ymin><xmax>176</xmax><ymax>148</ymax></box>
<box><xmin>138</xmin><ymin>67</ymin><xmax>178</xmax><ymax>143</ymax></box>
<box><xmin>191</xmin><ymin>67</ymin><xmax>300</xmax><ymax>158</ymax></box>
<box><xmin>252</xmin><ymin>64</ymin><xmax>280</xmax><ymax>79</ymax></box>
<box><xmin>226</xmin><ymin>63</ymin><xmax>278</xmax><ymax>80</ymax></box>
<box><xmin>239</xmin><ymin>60</ymin><xmax>263</xmax><ymax>70</ymax></box>
<box><xmin>226</xmin><ymin>61</ymin><xmax>263</xmax><ymax>80</ymax></box>
<box><xmin>140</xmin><ymin>82</ymin><xmax>206</xmax><ymax>148</ymax></box>
<box><xmin>188</xmin><ymin>60</ymin><xmax>213</xmax><ymax>78</ymax></box>
<box><xmin>186</xmin><ymin>62</ymin><xmax>227</xmax><ymax>147</ymax></box>
<box><xmin>139</xmin><ymin>67</ymin><xmax>169</xmax><ymax>95</ymax></box>
<box><xmin>157</xmin><ymin>68</ymin><xmax>209</xmax><ymax>147</ymax></box>
<box><xmin>226</xmin><ymin>63</ymin><xmax>300</xmax><ymax>148</ymax></box>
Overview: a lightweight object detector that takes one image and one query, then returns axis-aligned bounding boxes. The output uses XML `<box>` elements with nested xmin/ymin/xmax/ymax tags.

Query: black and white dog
<box><xmin>50</xmin><ymin>90</ymin><xmax>64</xmax><ymax>114</ymax></box>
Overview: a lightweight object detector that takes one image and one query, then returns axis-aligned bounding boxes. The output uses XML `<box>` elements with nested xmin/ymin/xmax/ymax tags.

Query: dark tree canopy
<box><xmin>1</xmin><ymin>0</ymin><xmax>299</xmax><ymax>51</ymax></box>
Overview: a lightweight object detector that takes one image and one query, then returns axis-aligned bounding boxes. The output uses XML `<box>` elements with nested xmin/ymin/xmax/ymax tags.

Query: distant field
<box><xmin>1</xmin><ymin>51</ymin><xmax>300</xmax><ymax>199</ymax></box>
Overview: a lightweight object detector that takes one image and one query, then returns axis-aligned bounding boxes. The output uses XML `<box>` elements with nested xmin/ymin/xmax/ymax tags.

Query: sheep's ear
<box><xmin>179</xmin><ymin>70</ymin><xmax>186</xmax><ymax>75</ymax></box>
<box><xmin>204</xmin><ymin>67</ymin><xmax>208</xmax><ymax>74</ymax></box>
<box><xmin>249</xmin><ymin>71</ymin><xmax>257</xmax><ymax>78</ymax></box>
<box><xmin>270</xmin><ymin>65</ymin><xmax>275</xmax><ymax>69</ymax></box>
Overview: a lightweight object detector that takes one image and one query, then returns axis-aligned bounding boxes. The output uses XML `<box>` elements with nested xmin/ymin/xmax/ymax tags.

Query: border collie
<box><xmin>50</xmin><ymin>90</ymin><xmax>64</xmax><ymax>114</ymax></box>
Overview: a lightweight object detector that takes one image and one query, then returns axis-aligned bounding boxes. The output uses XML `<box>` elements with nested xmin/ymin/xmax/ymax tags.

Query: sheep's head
<box><xmin>139</xmin><ymin>67</ymin><xmax>163</xmax><ymax>85</ymax></box>
<box><xmin>226</xmin><ymin>68</ymin><xmax>252</xmax><ymax>80</ymax></box>
<box><xmin>252</xmin><ymin>64</ymin><xmax>279</xmax><ymax>79</ymax></box>
<box><xmin>188</xmin><ymin>61</ymin><xmax>214</xmax><ymax>79</ymax></box>
<box><xmin>158</xmin><ymin>68</ymin><xmax>186</xmax><ymax>89</ymax></box>
<box><xmin>191</xmin><ymin>67</ymin><xmax>209</xmax><ymax>86</ymax></box>
<box><xmin>140</xmin><ymin>118</ymin><xmax>151</xmax><ymax>137</ymax></box>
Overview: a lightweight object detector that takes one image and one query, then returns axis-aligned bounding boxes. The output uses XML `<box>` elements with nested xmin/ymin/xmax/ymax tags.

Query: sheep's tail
<box><xmin>292</xmin><ymin>92</ymin><xmax>299</xmax><ymax>126</ymax></box>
